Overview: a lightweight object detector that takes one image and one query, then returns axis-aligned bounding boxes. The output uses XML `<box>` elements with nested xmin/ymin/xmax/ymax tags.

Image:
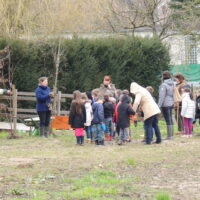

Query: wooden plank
<box><xmin>8</xmin><ymin>108</ymin><xmax>37</xmax><ymax>113</ymax></box>
<box><xmin>0</xmin><ymin>113</ymin><xmax>11</xmax><ymax>117</ymax></box>
<box><xmin>60</xmin><ymin>110</ymin><xmax>69</xmax><ymax>115</ymax></box>
<box><xmin>17</xmin><ymin>114</ymin><xmax>38</xmax><ymax>119</ymax></box>
<box><xmin>0</xmin><ymin>96</ymin><xmax>66</xmax><ymax>102</ymax></box>
<box><xmin>57</xmin><ymin>91</ymin><xmax>61</xmax><ymax>116</ymax></box>
<box><xmin>17</xmin><ymin>96</ymin><xmax>36</xmax><ymax>101</ymax></box>
<box><xmin>61</xmin><ymin>94</ymin><xmax>73</xmax><ymax>98</ymax></box>
<box><xmin>17</xmin><ymin>92</ymin><xmax>35</xmax><ymax>96</ymax></box>
<box><xmin>13</xmin><ymin>88</ymin><xmax>17</xmax><ymax>134</ymax></box>
<box><xmin>18</xmin><ymin>92</ymin><xmax>73</xmax><ymax>98</ymax></box>
<box><xmin>0</xmin><ymin>96</ymin><xmax>13</xmax><ymax>100</ymax></box>
<box><xmin>0</xmin><ymin>93</ymin><xmax>73</xmax><ymax>99</ymax></box>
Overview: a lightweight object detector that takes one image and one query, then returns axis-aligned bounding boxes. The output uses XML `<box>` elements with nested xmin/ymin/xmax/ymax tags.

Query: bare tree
<box><xmin>98</xmin><ymin>0</ymin><xmax>174</xmax><ymax>39</ymax></box>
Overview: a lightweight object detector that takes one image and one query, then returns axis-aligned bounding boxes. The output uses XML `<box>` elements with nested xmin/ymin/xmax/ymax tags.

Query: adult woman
<box><xmin>130</xmin><ymin>82</ymin><xmax>161</xmax><ymax>144</ymax></box>
<box><xmin>99</xmin><ymin>75</ymin><xmax>117</xmax><ymax>97</ymax></box>
<box><xmin>174</xmin><ymin>73</ymin><xmax>190</xmax><ymax>134</ymax></box>
<box><xmin>158</xmin><ymin>71</ymin><xmax>174</xmax><ymax>139</ymax></box>
<box><xmin>35</xmin><ymin>77</ymin><xmax>53</xmax><ymax>137</ymax></box>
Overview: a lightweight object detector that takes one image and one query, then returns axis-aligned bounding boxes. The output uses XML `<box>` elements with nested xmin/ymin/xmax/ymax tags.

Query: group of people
<box><xmin>32</xmin><ymin>72</ymin><xmax>200</xmax><ymax>145</ymax></box>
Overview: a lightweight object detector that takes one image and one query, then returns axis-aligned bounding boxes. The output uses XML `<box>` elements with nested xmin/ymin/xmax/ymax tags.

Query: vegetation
<box><xmin>0</xmin><ymin>36</ymin><xmax>169</xmax><ymax>95</ymax></box>
<box><xmin>0</xmin><ymin>122</ymin><xmax>200</xmax><ymax>199</ymax></box>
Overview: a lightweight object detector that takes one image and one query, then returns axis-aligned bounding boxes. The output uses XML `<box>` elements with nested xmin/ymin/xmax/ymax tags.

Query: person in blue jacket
<box><xmin>35</xmin><ymin>77</ymin><xmax>54</xmax><ymax>137</ymax></box>
<box><xmin>92</xmin><ymin>95</ymin><xmax>105</xmax><ymax>145</ymax></box>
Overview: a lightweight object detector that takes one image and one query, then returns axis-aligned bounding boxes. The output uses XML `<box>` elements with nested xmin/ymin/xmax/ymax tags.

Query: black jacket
<box><xmin>195</xmin><ymin>96</ymin><xmax>200</xmax><ymax>119</ymax></box>
<box><xmin>69</xmin><ymin>102</ymin><xmax>86</xmax><ymax>128</ymax></box>
<box><xmin>117</xmin><ymin>95</ymin><xmax>135</xmax><ymax>128</ymax></box>
<box><xmin>103</xmin><ymin>101</ymin><xmax>114</xmax><ymax>118</ymax></box>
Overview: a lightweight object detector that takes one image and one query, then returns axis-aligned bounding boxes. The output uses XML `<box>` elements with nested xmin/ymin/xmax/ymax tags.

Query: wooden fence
<box><xmin>0</xmin><ymin>88</ymin><xmax>73</xmax><ymax>131</ymax></box>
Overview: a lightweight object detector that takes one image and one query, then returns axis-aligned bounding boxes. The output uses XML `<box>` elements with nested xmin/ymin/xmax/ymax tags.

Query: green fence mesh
<box><xmin>170</xmin><ymin>64</ymin><xmax>200</xmax><ymax>82</ymax></box>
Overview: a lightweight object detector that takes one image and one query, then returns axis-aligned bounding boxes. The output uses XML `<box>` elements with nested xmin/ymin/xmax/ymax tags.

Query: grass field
<box><xmin>0</xmin><ymin>121</ymin><xmax>200</xmax><ymax>200</ymax></box>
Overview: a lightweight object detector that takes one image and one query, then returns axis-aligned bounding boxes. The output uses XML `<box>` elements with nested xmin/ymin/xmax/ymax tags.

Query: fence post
<box><xmin>11</xmin><ymin>85</ymin><xmax>17</xmax><ymax>138</ymax></box>
<box><xmin>57</xmin><ymin>91</ymin><xmax>61</xmax><ymax>116</ymax></box>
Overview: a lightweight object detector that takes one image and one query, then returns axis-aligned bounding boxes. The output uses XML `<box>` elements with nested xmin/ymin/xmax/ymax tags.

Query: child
<box><xmin>114</xmin><ymin>94</ymin><xmax>123</xmax><ymax>138</ymax></box>
<box><xmin>92</xmin><ymin>95</ymin><xmax>105</xmax><ymax>145</ymax></box>
<box><xmin>69</xmin><ymin>91</ymin><xmax>86</xmax><ymax>145</ymax></box>
<box><xmin>82</xmin><ymin>93</ymin><xmax>93</xmax><ymax>143</ymax></box>
<box><xmin>195</xmin><ymin>90</ymin><xmax>200</xmax><ymax>136</ymax></box>
<box><xmin>103</xmin><ymin>94</ymin><xmax>114</xmax><ymax>141</ymax></box>
<box><xmin>91</xmin><ymin>88</ymin><xmax>100</xmax><ymax>104</ymax></box>
<box><xmin>181</xmin><ymin>88</ymin><xmax>195</xmax><ymax>138</ymax></box>
<box><xmin>117</xmin><ymin>94</ymin><xmax>135</xmax><ymax>145</ymax></box>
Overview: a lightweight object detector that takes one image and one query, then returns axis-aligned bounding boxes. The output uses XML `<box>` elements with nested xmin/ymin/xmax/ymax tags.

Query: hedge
<box><xmin>0</xmin><ymin>36</ymin><xmax>170</xmax><ymax>94</ymax></box>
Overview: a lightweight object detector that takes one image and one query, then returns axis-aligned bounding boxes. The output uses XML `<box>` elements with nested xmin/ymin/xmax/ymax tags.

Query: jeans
<box><xmin>104</xmin><ymin>117</ymin><xmax>113</xmax><ymax>135</ymax></box>
<box><xmin>161</xmin><ymin>107</ymin><xmax>173</xmax><ymax>125</ymax></box>
<box><xmin>144</xmin><ymin>115</ymin><xmax>161</xmax><ymax>144</ymax></box>
<box><xmin>38</xmin><ymin>111</ymin><xmax>51</xmax><ymax>127</ymax></box>
<box><xmin>85</xmin><ymin>126</ymin><xmax>92</xmax><ymax>139</ymax></box>
<box><xmin>92</xmin><ymin>124</ymin><xmax>104</xmax><ymax>142</ymax></box>
<box><xmin>183</xmin><ymin>117</ymin><xmax>193</xmax><ymax>135</ymax></box>
<box><xmin>119</xmin><ymin>127</ymin><xmax>129</xmax><ymax>141</ymax></box>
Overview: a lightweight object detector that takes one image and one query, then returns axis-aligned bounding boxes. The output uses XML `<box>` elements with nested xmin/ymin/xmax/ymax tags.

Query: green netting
<box><xmin>170</xmin><ymin>64</ymin><xmax>200</xmax><ymax>82</ymax></box>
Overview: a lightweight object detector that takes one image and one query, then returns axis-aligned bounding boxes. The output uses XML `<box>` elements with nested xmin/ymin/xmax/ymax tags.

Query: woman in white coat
<box><xmin>130</xmin><ymin>82</ymin><xmax>162</xmax><ymax>144</ymax></box>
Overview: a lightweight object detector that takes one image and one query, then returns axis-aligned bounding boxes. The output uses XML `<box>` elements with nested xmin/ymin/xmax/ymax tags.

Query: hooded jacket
<box><xmin>158</xmin><ymin>79</ymin><xmax>174</xmax><ymax>108</ymax></box>
<box><xmin>130</xmin><ymin>82</ymin><xmax>160</xmax><ymax>120</ymax></box>
<box><xmin>181</xmin><ymin>93</ymin><xmax>195</xmax><ymax>119</ymax></box>
<box><xmin>92</xmin><ymin>102</ymin><xmax>104</xmax><ymax>124</ymax></box>
<box><xmin>69</xmin><ymin>102</ymin><xmax>86</xmax><ymax>128</ymax></box>
<box><xmin>117</xmin><ymin>95</ymin><xmax>135</xmax><ymax>128</ymax></box>
<box><xmin>35</xmin><ymin>85</ymin><xmax>51</xmax><ymax>112</ymax></box>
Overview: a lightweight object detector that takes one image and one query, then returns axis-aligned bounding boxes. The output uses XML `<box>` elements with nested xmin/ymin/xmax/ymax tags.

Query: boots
<box><xmin>166</xmin><ymin>125</ymin><xmax>174</xmax><ymax>140</ymax></box>
<box><xmin>39</xmin><ymin>127</ymin><xmax>45</xmax><ymax>137</ymax></box>
<box><xmin>95</xmin><ymin>140</ymin><xmax>99</xmax><ymax>145</ymax></box>
<box><xmin>44</xmin><ymin>126</ymin><xmax>50</xmax><ymax>138</ymax></box>
<box><xmin>99</xmin><ymin>140</ymin><xmax>105</xmax><ymax>146</ymax></box>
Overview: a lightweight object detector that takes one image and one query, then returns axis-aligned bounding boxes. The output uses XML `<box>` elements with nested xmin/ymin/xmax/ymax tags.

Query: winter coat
<box><xmin>84</xmin><ymin>100</ymin><xmax>93</xmax><ymax>126</ymax></box>
<box><xmin>99</xmin><ymin>83</ymin><xmax>116</xmax><ymax>96</ymax></box>
<box><xmin>92</xmin><ymin>102</ymin><xmax>104</xmax><ymax>124</ymax></box>
<box><xmin>35</xmin><ymin>85</ymin><xmax>51</xmax><ymax>112</ymax></box>
<box><xmin>181</xmin><ymin>93</ymin><xmax>195</xmax><ymax>119</ymax></box>
<box><xmin>117</xmin><ymin>95</ymin><xmax>135</xmax><ymax>128</ymax></box>
<box><xmin>195</xmin><ymin>96</ymin><xmax>200</xmax><ymax>119</ymax></box>
<box><xmin>69</xmin><ymin>102</ymin><xmax>86</xmax><ymax>128</ymax></box>
<box><xmin>158</xmin><ymin>79</ymin><xmax>174</xmax><ymax>108</ymax></box>
<box><xmin>103</xmin><ymin>101</ymin><xmax>114</xmax><ymax>118</ymax></box>
<box><xmin>130</xmin><ymin>82</ymin><xmax>161</xmax><ymax>120</ymax></box>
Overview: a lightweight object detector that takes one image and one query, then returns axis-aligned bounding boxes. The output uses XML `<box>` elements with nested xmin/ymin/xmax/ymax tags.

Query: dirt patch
<box><xmin>0</xmin><ymin>156</ymin><xmax>37</xmax><ymax>166</ymax></box>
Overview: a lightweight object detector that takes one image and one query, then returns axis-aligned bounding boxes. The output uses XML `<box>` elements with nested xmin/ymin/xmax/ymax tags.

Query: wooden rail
<box><xmin>0</xmin><ymin>89</ymin><xmax>73</xmax><ymax>133</ymax></box>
